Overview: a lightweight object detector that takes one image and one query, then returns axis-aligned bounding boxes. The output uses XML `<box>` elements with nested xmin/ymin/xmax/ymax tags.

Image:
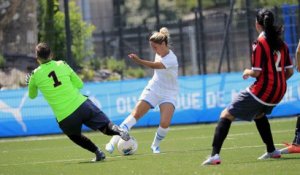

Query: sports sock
<box><xmin>120</xmin><ymin>114</ymin><xmax>137</xmax><ymax>131</ymax></box>
<box><xmin>68</xmin><ymin>134</ymin><xmax>98</xmax><ymax>153</ymax></box>
<box><xmin>109</xmin><ymin>114</ymin><xmax>137</xmax><ymax>146</ymax></box>
<box><xmin>151</xmin><ymin>126</ymin><xmax>169</xmax><ymax>147</ymax></box>
<box><xmin>254</xmin><ymin>115</ymin><xmax>275</xmax><ymax>153</ymax></box>
<box><xmin>293</xmin><ymin>116</ymin><xmax>300</xmax><ymax>144</ymax></box>
<box><xmin>108</xmin><ymin>135</ymin><xmax>121</xmax><ymax>146</ymax></box>
<box><xmin>211</xmin><ymin>118</ymin><xmax>232</xmax><ymax>156</ymax></box>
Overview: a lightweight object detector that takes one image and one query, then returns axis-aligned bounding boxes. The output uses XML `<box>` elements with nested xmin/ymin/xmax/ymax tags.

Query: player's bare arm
<box><xmin>128</xmin><ymin>53</ymin><xmax>165</xmax><ymax>69</ymax></box>
<box><xmin>285</xmin><ymin>68</ymin><xmax>293</xmax><ymax>80</ymax></box>
<box><xmin>296</xmin><ymin>40</ymin><xmax>300</xmax><ymax>72</ymax></box>
<box><xmin>242</xmin><ymin>68</ymin><xmax>260</xmax><ymax>80</ymax></box>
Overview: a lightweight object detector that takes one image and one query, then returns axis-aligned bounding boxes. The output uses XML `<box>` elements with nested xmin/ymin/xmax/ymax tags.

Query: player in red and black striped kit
<box><xmin>248</xmin><ymin>33</ymin><xmax>292</xmax><ymax>105</ymax></box>
<box><xmin>202</xmin><ymin>8</ymin><xmax>294</xmax><ymax>165</ymax></box>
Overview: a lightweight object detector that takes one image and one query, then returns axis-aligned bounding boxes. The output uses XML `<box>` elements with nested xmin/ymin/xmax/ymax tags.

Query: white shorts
<box><xmin>139</xmin><ymin>88</ymin><xmax>177</xmax><ymax>109</ymax></box>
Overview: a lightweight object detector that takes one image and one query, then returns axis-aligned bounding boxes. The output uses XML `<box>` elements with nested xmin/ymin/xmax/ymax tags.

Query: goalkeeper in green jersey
<box><xmin>27</xmin><ymin>42</ymin><xmax>130</xmax><ymax>162</ymax></box>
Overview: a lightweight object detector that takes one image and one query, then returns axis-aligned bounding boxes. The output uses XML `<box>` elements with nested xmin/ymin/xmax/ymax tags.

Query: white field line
<box><xmin>0</xmin><ymin>152</ymin><xmax>164</xmax><ymax>167</ymax></box>
<box><xmin>0</xmin><ymin>127</ymin><xmax>200</xmax><ymax>143</ymax></box>
<box><xmin>0</xmin><ymin>129</ymin><xmax>293</xmax><ymax>167</ymax></box>
<box><xmin>0</xmin><ymin>118</ymin><xmax>295</xmax><ymax>143</ymax></box>
<box><xmin>0</xmin><ymin>118</ymin><xmax>294</xmax><ymax>163</ymax></box>
<box><xmin>0</xmin><ymin>129</ymin><xmax>291</xmax><ymax>153</ymax></box>
<box><xmin>0</xmin><ymin>135</ymin><xmax>67</xmax><ymax>143</ymax></box>
<box><xmin>0</xmin><ymin>143</ymin><xmax>284</xmax><ymax>167</ymax></box>
<box><xmin>222</xmin><ymin>143</ymin><xmax>283</xmax><ymax>150</ymax></box>
<box><xmin>0</xmin><ymin>125</ymin><xmax>206</xmax><ymax>143</ymax></box>
<box><xmin>0</xmin><ymin>128</ymin><xmax>293</xmax><ymax>144</ymax></box>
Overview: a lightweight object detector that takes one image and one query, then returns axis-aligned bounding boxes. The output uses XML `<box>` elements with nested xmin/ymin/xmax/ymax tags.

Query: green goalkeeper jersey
<box><xmin>28</xmin><ymin>60</ymin><xmax>87</xmax><ymax>122</ymax></box>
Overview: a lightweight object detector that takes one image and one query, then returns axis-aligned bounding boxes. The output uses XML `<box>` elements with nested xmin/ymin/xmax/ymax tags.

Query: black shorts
<box><xmin>227</xmin><ymin>90</ymin><xmax>275</xmax><ymax>121</ymax></box>
<box><xmin>58</xmin><ymin>99</ymin><xmax>110</xmax><ymax>135</ymax></box>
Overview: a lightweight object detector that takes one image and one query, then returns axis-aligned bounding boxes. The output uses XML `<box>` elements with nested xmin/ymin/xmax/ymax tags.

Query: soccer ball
<box><xmin>117</xmin><ymin>136</ymin><xmax>138</xmax><ymax>155</ymax></box>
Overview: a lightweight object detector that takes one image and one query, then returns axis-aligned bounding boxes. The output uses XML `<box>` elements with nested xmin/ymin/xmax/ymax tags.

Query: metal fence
<box><xmin>92</xmin><ymin>4</ymin><xmax>299</xmax><ymax>76</ymax></box>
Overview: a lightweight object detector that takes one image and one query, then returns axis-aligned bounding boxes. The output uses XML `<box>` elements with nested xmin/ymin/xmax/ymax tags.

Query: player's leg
<box><xmin>67</xmin><ymin>134</ymin><xmax>98</xmax><ymax>152</ymax></box>
<box><xmin>81</xmin><ymin>99</ymin><xmax>131</xmax><ymax>141</ymax></box>
<box><xmin>150</xmin><ymin>102</ymin><xmax>174</xmax><ymax>153</ymax></box>
<box><xmin>293</xmin><ymin>116</ymin><xmax>300</xmax><ymax>144</ymax></box>
<box><xmin>203</xmin><ymin>90</ymin><xmax>263</xmax><ymax>165</ymax></box>
<box><xmin>280</xmin><ymin>116</ymin><xmax>300</xmax><ymax>154</ymax></box>
<box><xmin>99</xmin><ymin>122</ymin><xmax>130</xmax><ymax>141</ymax></box>
<box><xmin>255</xmin><ymin>113</ymin><xmax>281</xmax><ymax>159</ymax></box>
<box><xmin>82</xmin><ymin>101</ymin><xmax>130</xmax><ymax>140</ymax></box>
<box><xmin>67</xmin><ymin>134</ymin><xmax>105</xmax><ymax>162</ymax></box>
<box><xmin>106</xmin><ymin>100</ymin><xmax>151</xmax><ymax>153</ymax></box>
<box><xmin>70</xmin><ymin>99</ymin><xmax>127</xmax><ymax>160</ymax></box>
<box><xmin>212</xmin><ymin>110</ymin><xmax>234</xmax><ymax>156</ymax></box>
<box><xmin>202</xmin><ymin>109</ymin><xmax>234</xmax><ymax>165</ymax></box>
<box><xmin>280</xmin><ymin>40</ymin><xmax>300</xmax><ymax>153</ymax></box>
<box><xmin>58</xmin><ymin>108</ymin><xmax>105</xmax><ymax>162</ymax></box>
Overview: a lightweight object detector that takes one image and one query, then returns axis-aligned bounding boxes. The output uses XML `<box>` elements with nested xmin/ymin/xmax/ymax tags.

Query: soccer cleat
<box><xmin>202</xmin><ymin>154</ymin><xmax>221</xmax><ymax>165</ymax></box>
<box><xmin>112</xmin><ymin>125</ymin><xmax>130</xmax><ymax>141</ymax></box>
<box><xmin>91</xmin><ymin>150</ymin><xmax>106</xmax><ymax>162</ymax></box>
<box><xmin>280</xmin><ymin>143</ymin><xmax>300</xmax><ymax>154</ymax></box>
<box><xmin>151</xmin><ymin>145</ymin><xmax>160</xmax><ymax>154</ymax></box>
<box><xmin>105</xmin><ymin>142</ymin><xmax>115</xmax><ymax>154</ymax></box>
<box><xmin>258</xmin><ymin>150</ymin><xmax>281</xmax><ymax>160</ymax></box>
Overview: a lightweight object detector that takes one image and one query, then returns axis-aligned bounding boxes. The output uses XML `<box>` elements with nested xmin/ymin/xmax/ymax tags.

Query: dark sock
<box><xmin>254</xmin><ymin>116</ymin><xmax>275</xmax><ymax>153</ymax></box>
<box><xmin>67</xmin><ymin>134</ymin><xmax>98</xmax><ymax>153</ymax></box>
<box><xmin>211</xmin><ymin>118</ymin><xmax>232</xmax><ymax>156</ymax></box>
<box><xmin>293</xmin><ymin>117</ymin><xmax>300</xmax><ymax>144</ymax></box>
<box><xmin>99</xmin><ymin>122</ymin><xmax>120</xmax><ymax>136</ymax></box>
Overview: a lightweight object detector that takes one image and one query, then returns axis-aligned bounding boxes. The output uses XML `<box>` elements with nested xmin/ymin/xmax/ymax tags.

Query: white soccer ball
<box><xmin>117</xmin><ymin>136</ymin><xmax>138</xmax><ymax>155</ymax></box>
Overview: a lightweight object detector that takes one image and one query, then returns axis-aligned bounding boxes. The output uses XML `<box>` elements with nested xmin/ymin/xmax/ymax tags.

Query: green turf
<box><xmin>0</xmin><ymin>117</ymin><xmax>299</xmax><ymax>175</ymax></box>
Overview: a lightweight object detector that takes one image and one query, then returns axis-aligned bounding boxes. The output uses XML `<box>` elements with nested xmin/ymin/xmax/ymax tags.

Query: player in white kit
<box><xmin>106</xmin><ymin>27</ymin><xmax>179</xmax><ymax>154</ymax></box>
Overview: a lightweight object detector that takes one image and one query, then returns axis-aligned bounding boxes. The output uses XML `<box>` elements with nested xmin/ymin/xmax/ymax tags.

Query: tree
<box><xmin>37</xmin><ymin>0</ymin><xmax>95</xmax><ymax>66</ymax></box>
<box><xmin>123</xmin><ymin>0</ymin><xmax>180</xmax><ymax>25</ymax></box>
<box><xmin>37</xmin><ymin>0</ymin><xmax>58</xmax><ymax>51</ymax></box>
<box><xmin>122</xmin><ymin>0</ymin><xmax>299</xmax><ymax>27</ymax></box>
<box><xmin>257</xmin><ymin>0</ymin><xmax>298</xmax><ymax>7</ymax></box>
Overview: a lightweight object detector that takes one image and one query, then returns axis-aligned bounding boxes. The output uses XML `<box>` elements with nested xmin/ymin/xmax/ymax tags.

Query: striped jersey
<box><xmin>247</xmin><ymin>33</ymin><xmax>293</xmax><ymax>106</ymax></box>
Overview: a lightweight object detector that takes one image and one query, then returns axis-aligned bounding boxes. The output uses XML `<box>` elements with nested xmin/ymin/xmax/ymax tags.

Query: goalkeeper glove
<box><xmin>25</xmin><ymin>73</ymin><xmax>32</xmax><ymax>85</ymax></box>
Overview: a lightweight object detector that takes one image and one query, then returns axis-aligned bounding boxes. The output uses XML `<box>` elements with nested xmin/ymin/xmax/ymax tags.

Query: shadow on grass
<box><xmin>74</xmin><ymin>155</ymin><xmax>140</xmax><ymax>164</ymax></box>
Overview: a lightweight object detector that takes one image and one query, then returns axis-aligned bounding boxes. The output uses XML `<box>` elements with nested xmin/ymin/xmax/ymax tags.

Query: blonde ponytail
<box><xmin>149</xmin><ymin>27</ymin><xmax>170</xmax><ymax>46</ymax></box>
<box><xmin>159</xmin><ymin>27</ymin><xmax>170</xmax><ymax>39</ymax></box>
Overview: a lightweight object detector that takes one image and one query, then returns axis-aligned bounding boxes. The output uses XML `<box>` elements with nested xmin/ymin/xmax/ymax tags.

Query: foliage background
<box><xmin>37</xmin><ymin>0</ymin><xmax>95</xmax><ymax>66</ymax></box>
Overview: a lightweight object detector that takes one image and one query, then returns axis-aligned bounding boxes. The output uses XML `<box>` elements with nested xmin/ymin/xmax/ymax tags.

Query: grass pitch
<box><xmin>0</xmin><ymin>117</ymin><xmax>300</xmax><ymax>175</ymax></box>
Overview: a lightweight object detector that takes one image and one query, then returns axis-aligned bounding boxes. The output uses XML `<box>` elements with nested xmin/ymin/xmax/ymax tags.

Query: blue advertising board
<box><xmin>1</xmin><ymin>72</ymin><xmax>300</xmax><ymax>137</ymax></box>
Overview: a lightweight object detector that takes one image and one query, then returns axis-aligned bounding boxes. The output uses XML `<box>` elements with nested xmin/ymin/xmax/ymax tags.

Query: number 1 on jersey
<box><xmin>48</xmin><ymin>71</ymin><xmax>62</xmax><ymax>87</ymax></box>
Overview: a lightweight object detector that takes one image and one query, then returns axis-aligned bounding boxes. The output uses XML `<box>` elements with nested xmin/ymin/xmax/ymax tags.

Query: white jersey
<box><xmin>145</xmin><ymin>50</ymin><xmax>179</xmax><ymax>96</ymax></box>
